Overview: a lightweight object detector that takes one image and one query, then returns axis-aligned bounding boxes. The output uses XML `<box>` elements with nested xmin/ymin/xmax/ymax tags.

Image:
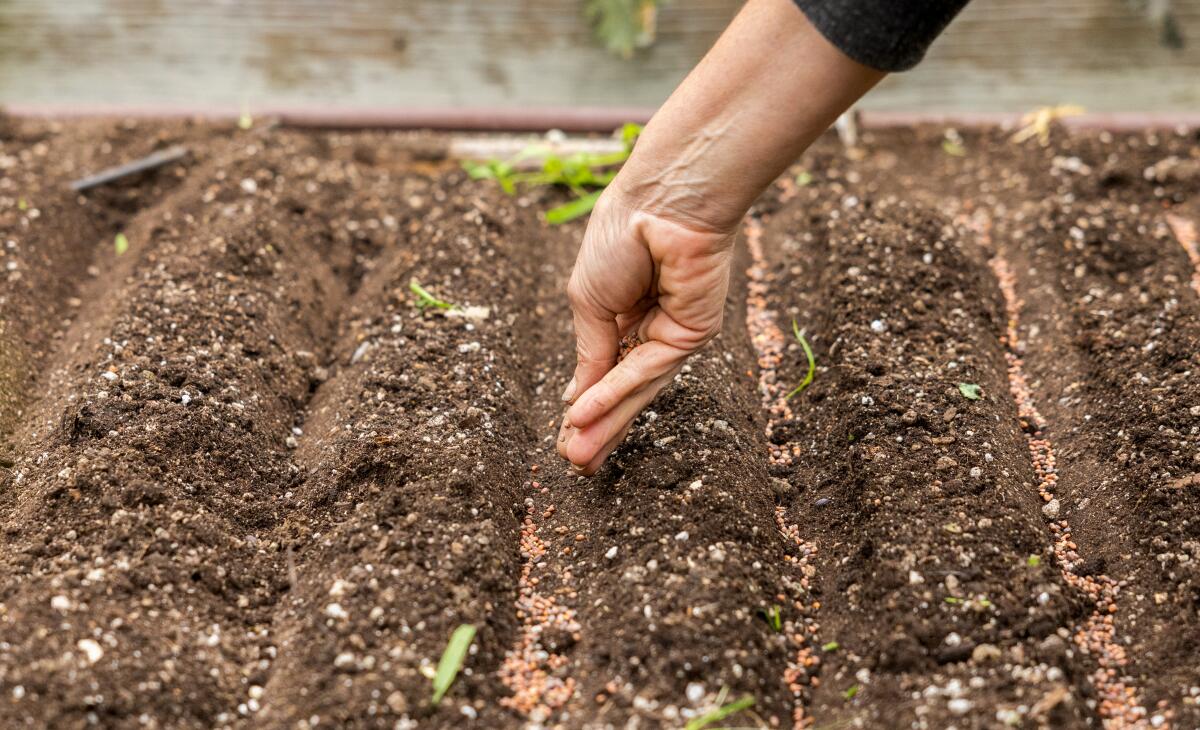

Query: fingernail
<box><xmin>571</xmin><ymin>463</ymin><xmax>587</xmax><ymax>475</ymax></box>
<box><xmin>561</xmin><ymin>376</ymin><xmax>577</xmax><ymax>403</ymax></box>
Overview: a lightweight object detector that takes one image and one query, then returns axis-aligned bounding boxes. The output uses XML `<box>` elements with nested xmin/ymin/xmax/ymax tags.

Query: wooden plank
<box><xmin>0</xmin><ymin>0</ymin><xmax>1197</xmax><ymax>113</ymax></box>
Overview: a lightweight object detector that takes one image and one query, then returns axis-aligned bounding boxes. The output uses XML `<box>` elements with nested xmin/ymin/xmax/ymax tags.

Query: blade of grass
<box><xmin>114</xmin><ymin>233</ymin><xmax>129</xmax><ymax>256</ymax></box>
<box><xmin>685</xmin><ymin>694</ymin><xmax>755</xmax><ymax>730</ymax></box>
<box><xmin>784</xmin><ymin>319</ymin><xmax>816</xmax><ymax>400</ymax></box>
<box><xmin>546</xmin><ymin>190</ymin><xmax>603</xmax><ymax>225</ymax></box>
<box><xmin>431</xmin><ymin>624</ymin><xmax>476</xmax><ymax>706</ymax></box>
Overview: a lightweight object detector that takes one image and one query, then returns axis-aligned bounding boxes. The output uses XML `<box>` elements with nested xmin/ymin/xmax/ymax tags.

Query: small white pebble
<box><xmin>686</xmin><ymin>682</ymin><xmax>705</xmax><ymax>703</ymax></box>
<box><xmin>99</xmin><ymin>371</ymin><xmax>117</xmax><ymax>382</ymax></box>
<box><xmin>948</xmin><ymin>698</ymin><xmax>972</xmax><ymax>715</ymax></box>
<box><xmin>240</xmin><ymin>178</ymin><xmax>258</xmax><ymax>194</ymax></box>
<box><xmin>50</xmin><ymin>595</ymin><xmax>72</xmax><ymax>612</ymax></box>
<box><xmin>77</xmin><ymin>638</ymin><xmax>104</xmax><ymax>665</ymax></box>
<box><xmin>325</xmin><ymin>602</ymin><xmax>350</xmax><ymax>620</ymax></box>
<box><xmin>604</xmin><ymin>546</ymin><xmax>618</xmax><ymax>559</ymax></box>
<box><xmin>870</xmin><ymin>319</ymin><xmax>887</xmax><ymax>333</ymax></box>
<box><xmin>180</xmin><ymin>391</ymin><xmax>191</xmax><ymax>405</ymax></box>
<box><xmin>674</xmin><ymin>531</ymin><xmax>689</xmax><ymax>542</ymax></box>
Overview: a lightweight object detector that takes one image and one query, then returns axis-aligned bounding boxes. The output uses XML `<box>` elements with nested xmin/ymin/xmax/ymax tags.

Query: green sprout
<box><xmin>17</xmin><ymin>198</ymin><xmax>28</xmax><ymax>212</ymax></box>
<box><xmin>958</xmin><ymin>382</ymin><xmax>982</xmax><ymax>400</ymax></box>
<box><xmin>822</xmin><ymin>641</ymin><xmax>840</xmax><ymax>652</ymax></box>
<box><xmin>463</xmin><ymin>123</ymin><xmax>642</xmax><ymax>225</ymax></box>
<box><xmin>114</xmin><ymin>233</ymin><xmax>129</xmax><ymax>256</ymax></box>
<box><xmin>795</xmin><ymin>170</ymin><xmax>814</xmax><ymax>187</ymax></box>
<box><xmin>978</xmin><ymin>597</ymin><xmax>993</xmax><ymax>608</ymax></box>
<box><xmin>759</xmin><ymin>604</ymin><xmax>783</xmax><ymax>633</ymax></box>
<box><xmin>685</xmin><ymin>688</ymin><xmax>755</xmax><ymax>730</ymax></box>
<box><xmin>843</xmin><ymin>684</ymin><xmax>860</xmax><ymax>700</ymax></box>
<box><xmin>431</xmin><ymin>624</ymin><xmax>476</xmax><ymax>706</ymax></box>
<box><xmin>785</xmin><ymin>320</ymin><xmax>816</xmax><ymax>400</ymax></box>
<box><xmin>944</xmin><ymin>596</ymin><xmax>962</xmax><ymax>605</ymax></box>
<box><xmin>410</xmin><ymin>279</ymin><xmax>455</xmax><ymax>311</ymax></box>
<box><xmin>1026</xmin><ymin>555</ymin><xmax>1042</xmax><ymax>568</ymax></box>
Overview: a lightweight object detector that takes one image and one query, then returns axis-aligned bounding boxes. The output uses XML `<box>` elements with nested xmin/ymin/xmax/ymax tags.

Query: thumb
<box><xmin>563</xmin><ymin>279</ymin><xmax>620</xmax><ymax>405</ymax></box>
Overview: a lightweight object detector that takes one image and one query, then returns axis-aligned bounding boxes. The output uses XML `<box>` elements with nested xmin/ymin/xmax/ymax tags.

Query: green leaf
<box><xmin>17</xmin><ymin>197</ymin><xmax>28</xmax><ymax>212</ymax></box>
<box><xmin>958</xmin><ymin>382</ymin><xmax>982</xmax><ymax>400</ymax></box>
<box><xmin>684</xmin><ymin>694</ymin><xmax>755</xmax><ymax>730</ymax></box>
<box><xmin>942</xmin><ymin>138</ymin><xmax>966</xmax><ymax>157</ymax></box>
<box><xmin>785</xmin><ymin>320</ymin><xmax>816</xmax><ymax>400</ymax></box>
<box><xmin>410</xmin><ymin>279</ymin><xmax>455</xmax><ymax>310</ymax></box>
<box><xmin>795</xmin><ymin>170</ymin><xmax>813</xmax><ymax>187</ymax></box>
<box><xmin>1026</xmin><ymin>555</ymin><xmax>1042</xmax><ymax>567</ymax></box>
<box><xmin>546</xmin><ymin>190</ymin><xmax>603</xmax><ymax>225</ymax></box>
<box><xmin>431</xmin><ymin>624</ymin><xmax>476</xmax><ymax>706</ymax></box>
<box><xmin>114</xmin><ymin>233</ymin><xmax>129</xmax><ymax>256</ymax></box>
<box><xmin>844</xmin><ymin>685</ymin><xmax>860</xmax><ymax>700</ymax></box>
<box><xmin>620</xmin><ymin>122</ymin><xmax>644</xmax><ymax>150</ymax></box>
<box><xmin>822</xmin><ymin>641</ymin><xmax>840</xmax><ymax>652</ymax></box>
<box><xmin>944</xmin><ymin>596</ymin><xmax>962</xmax><ymax>604</ymax></box>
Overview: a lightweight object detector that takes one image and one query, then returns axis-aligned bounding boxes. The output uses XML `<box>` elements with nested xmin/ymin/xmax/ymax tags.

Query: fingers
<box><xmin>557</xmin><ymin>365</ymin><xmax>681</xmax><ymax>474</ymax></box>
<box><xmin>565</xmin><ymin>340</ymin><xmax>688</xmax><ymax>430</ymax></box>
<box><xmin>563</xmin><ymin>278</ymin><xmax>620</xmax><ymax>404</ymax></box>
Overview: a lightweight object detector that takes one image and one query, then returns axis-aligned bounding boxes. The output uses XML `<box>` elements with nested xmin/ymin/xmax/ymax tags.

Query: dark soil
<box><xmin>0</xmin><ymin>118</ymin><xmax>1197</xmax><ymax>729</ymax></box>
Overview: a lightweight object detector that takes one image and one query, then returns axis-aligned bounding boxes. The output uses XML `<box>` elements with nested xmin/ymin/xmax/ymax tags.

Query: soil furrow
<box><xmin>0</xmin><ymin>133</ymin><xmax>402</xmax><ymax>727</ymax></box>
<box><xmin>994</xmin><ymin>198</ymin><xmax>1200</xmax><ymax>726</ymax></box>
<box><xmin>253</xmin><ymin>175</ymin><xmax>559</xmax><ymax>728</ymax></box>
<box><xmin>759</xmin><ymin>192</ymin><xmax>1096</xmax><ymax>728</ymax></box>
<box><xmin>744</xmin><ymin>216</ymin><xmax>823</xmax><ymax>728</ymax></box>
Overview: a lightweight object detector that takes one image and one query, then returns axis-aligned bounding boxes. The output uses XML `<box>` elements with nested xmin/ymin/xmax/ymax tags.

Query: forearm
<box><xmin>610</xmin><ymin>0</ymin><xmax>885</xmax><ymax>233</ymax></box>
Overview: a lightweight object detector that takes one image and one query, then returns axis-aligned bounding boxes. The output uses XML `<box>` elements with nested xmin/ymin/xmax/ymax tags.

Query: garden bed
<box><xmin>0</xmin><ymin>116</ymin><xmax>1196</xmax><ymax>728</ymax></box>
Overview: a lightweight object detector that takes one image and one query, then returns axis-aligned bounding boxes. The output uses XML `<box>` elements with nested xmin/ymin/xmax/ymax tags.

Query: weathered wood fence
<box><xmin>0</xmin><ymin>0</ymin><xmax>1196</xmax><ymax>112</ymax></box>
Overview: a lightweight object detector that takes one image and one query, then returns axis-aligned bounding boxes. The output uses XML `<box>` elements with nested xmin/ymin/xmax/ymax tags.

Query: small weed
<box><xmin>944</xmin><ymin>596</ymin><xmax>962</xmax><ymax>604</ymax></box>
<box><xmin>114</xmin><ymin>233</ymin><xmax>129</xmax><ymax>256</ymax></box>
<box><xmin>759</xmin><ymin>604</ymin><xmax>783</xmax><ymax>633</ymax></box>
<box><xmin>410</xmin><ymin>279</ymin><xmax>456</xmax><ymax>311</ymax></box>
<box><xmin>1026</xmin><ymin>554</ymin><xmax>1042</xmax><ymax>568</ymax></box>
<box><xmin>17</xmin><ymin>197</ymin><xmax>28</xmax><ymax>212</ymax></box>
<box><xmin>431</xmin><ymin>624</ymin><xmax>476</xmax><ymax>706</ymax></box>
<box><xmin>685</xmin><ymin>687</ymin><xmax>755</xmax><ymax>730</ymax></box>
<box><xmin>843</xmin><ymin>685</ymin><xmax>860</xmax><ymax>701</ymax></box>
<box><xmin>958</xmin><ymin>382</ymin><xmax>982</xmax><ymax>400</ymax></box>
<box><xmin>822</xmin><ymin>641</ymin><xmax>840</xmax><ymax>652</ymax></box>
<box><xmin>978</xmin><ymin>597</ymin><xmax>993</xmax><ymax>608</ymax></box>
<box><xmin>785</xmin><ymin>320</ymin><xmax>816</xmax><ymax>400</ymax></box>
<box><xmin>463</xmin><ymin>123</ymin><xmax>642</xmax><ymax>225</ymax></box>
<box><xmin>795</xmin><ymin>170</ymin><xmax>814</xmax><ymax>187</ymax></box>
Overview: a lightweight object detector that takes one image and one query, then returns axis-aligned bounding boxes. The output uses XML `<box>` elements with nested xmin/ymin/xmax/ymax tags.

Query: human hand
<box><xmin>553</xmin><ymin>0</ymin><xmax>884</xmax><ymax>475</ymax></box>
<box><xmin>556</xmin><ymin>189</ymin><xmax>736</xmax><ymax>475</ymax></box>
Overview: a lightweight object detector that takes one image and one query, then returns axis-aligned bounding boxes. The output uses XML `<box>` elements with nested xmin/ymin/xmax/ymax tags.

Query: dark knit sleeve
<box><xmin>792</xmin><ymin>0</ymin><xmax>969</xmax><ymax>72</ymax></box>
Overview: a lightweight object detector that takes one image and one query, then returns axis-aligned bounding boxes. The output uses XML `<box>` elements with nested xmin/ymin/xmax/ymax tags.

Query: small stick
<box><xmin>69</xmin><ymin>145</ymin><xmax>189</xmax><ymax>192</ymax></box>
